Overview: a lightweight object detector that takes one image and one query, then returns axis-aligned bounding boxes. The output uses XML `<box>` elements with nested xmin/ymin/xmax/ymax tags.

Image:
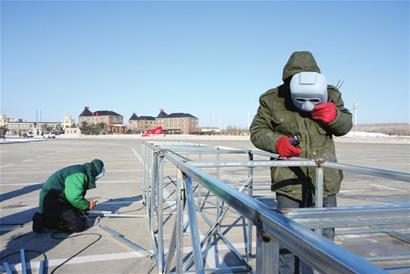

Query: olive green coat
<box><xmin>250</xmin><ymin>52</ymin><xmax>352</xmax><ymax>201</ymax></box>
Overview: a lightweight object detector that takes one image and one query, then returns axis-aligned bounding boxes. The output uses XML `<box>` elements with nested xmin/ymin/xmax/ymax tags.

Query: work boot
<box><xmin>32</xmin><ymin>212</ymin><xmax>46</xmax><ymax>233</ymax></box>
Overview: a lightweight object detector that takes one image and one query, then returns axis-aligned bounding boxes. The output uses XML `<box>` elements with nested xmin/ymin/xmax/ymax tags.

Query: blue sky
<box><xmin>1</xmin><ymin>0</ymin><xmax>409</xmax><ymax>127</ymax></box>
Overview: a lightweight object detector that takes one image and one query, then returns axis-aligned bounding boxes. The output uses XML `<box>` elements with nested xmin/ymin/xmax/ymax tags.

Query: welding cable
<box><xmin>49</xmin><ymin>231</ymin><xmax>102</xmax><ymax>274</ymax></box>
<box><xmin>87</xmin><ymin>215</ymin><xmax>102</xmax><ymax>226</ymax></box>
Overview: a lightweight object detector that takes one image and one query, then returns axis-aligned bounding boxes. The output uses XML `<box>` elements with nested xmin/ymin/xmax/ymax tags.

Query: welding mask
<box><xmin>95</xmin><ymin>167</ymin><xmax>105</xmax><ymax>180</ymax></box>
<box><xmin>290</xmin><ymin>72</ymin><xmax>328</xmax><ymax>112</ymax></box>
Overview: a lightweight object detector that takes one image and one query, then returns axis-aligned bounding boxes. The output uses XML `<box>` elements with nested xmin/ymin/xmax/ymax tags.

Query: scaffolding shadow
<box><xmin>0</xmin><ymin>183</ymin><xmax>43</xmax><ymax>203</ymax></box>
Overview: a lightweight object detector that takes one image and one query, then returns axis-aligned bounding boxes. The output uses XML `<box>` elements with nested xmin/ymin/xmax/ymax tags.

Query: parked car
<box><xmin>44</xmin><ymin>132</ymin><xmax>56</xmax><ymax>139</ymax></box>
<box><xmin>24</xmin><ymin>131</ymin><xmax>34</xmax><ymax>138</ymax></box>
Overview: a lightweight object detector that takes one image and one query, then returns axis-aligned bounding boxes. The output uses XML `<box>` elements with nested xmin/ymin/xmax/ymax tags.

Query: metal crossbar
<box><xmin>142</xmin><ymin>141</ymin><xmax>410</xmax><ymax>274</ymax></box>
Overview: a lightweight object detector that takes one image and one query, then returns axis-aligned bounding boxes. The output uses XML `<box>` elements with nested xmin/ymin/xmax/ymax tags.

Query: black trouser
<box><xmin>276</xmin><ymin>193</ymin><xmax>337</xmax><ymax>274</ymax></box>
<box><xmin>42</xmin><ymin>189</ymin><xmax>88</xmax><ymax>232</ymax></box>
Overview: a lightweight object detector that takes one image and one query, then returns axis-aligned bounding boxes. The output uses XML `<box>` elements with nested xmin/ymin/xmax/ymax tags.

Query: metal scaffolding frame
<box><xmin>142</xmin><ymin>141</ymin><xmax>410</xmax><ymax>274</ymax></box>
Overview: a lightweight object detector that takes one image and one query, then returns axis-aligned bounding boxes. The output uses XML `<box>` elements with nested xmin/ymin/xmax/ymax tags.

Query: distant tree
<box><xmin>353</xmin><ymin>123</ymin><xmax>410</xmax><ymax>136</ymax></box>
<box><xmin>90</xmin><ymin>125</ymin><xmax>98</xmax><ymax>135</ymax></box>
<box><xmin>55</xmin><ymin>124</ymin><xmax>64</xmax><ymax>134</ymax></box>
<box><xmin>222</xmin><ymin>126</ymin><xmax>250</xmax><ymax>136</ymax></box>
<box><xmin>95</xmin><ymin>123</ymin><xmax>107</xmax><ymax>135</ymax></box>
<box><xmin>0</xmin><ymin>126</ymin><xmax>7</xmax><ymax>140</ymax></box>
<box><xmin>79</xmin><ymin>121</ymin><xmax>92</xmax><ymax>135</ymax></box>
<box><xmin>41</xmin><ymin>124</ymin><xmax>53</xmax><ymax>133</ymax></box>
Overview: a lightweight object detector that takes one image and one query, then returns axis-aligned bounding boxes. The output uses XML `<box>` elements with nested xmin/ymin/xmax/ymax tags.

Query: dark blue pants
<box><xmin>276</xmin><ymin>193</ymin><xmax>337</xmax><ymax>274</ymax></box>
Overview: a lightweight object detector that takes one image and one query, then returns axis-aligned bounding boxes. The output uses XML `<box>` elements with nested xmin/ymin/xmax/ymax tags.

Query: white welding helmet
<box><xmin>290</xmin><ymin>72</ymin><xmax>328</xmax><ymax>112</ymax></box>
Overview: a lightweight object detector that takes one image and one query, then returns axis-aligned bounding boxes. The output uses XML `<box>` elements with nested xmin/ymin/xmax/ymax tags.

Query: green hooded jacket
<box><xmin>39</xmin><ymin>163</ymin><xmax>98</xmax><ymax>212</ymax></box>
<box><xmin>250</xmin><ymin>51</ymin><xmax>353</xmax><ymax>201</ymax></box>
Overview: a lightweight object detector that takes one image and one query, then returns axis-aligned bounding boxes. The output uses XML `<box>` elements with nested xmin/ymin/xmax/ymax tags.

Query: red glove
<box><xmin>311</xmin><ymin>102</ymin><xmax>337</xmax><ymax>123</ymax></box>
<box><xmin>275</xmin><ymin>136</ymin><xmax>302</xmax><ymax>157</ymax></box>
<box><xmin>88</xmin><ymin>200</ymin><xmax>96</xmax><ymax>210</ymax></box>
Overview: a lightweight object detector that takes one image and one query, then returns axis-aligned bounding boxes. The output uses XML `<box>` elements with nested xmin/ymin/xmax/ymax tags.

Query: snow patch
<box><xmin>0</xmin><ymin>137</ymin><xmax>47</xmax><ymax>144</ymax></box>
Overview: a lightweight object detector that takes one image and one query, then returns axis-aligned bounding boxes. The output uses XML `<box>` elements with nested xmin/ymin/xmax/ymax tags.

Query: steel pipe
<box><xmin>246</xmin><ymin>152</ymin><xmax>254</xmax><ymax>261</ymax></box>
<box><xmin>2</xmin><ymin>262</ymin><xmax>12</xmax><ymax>274</ymax></box>
<box><xmin>38</xmin><ymin>260</ymin><xmax>46</xmax><ymax>274</ymax></box>
<box><xmin>189</xmin><ymin>160</ymin><xmax>317</xmax><ymax>168</ymax></box>
<box><xmin>157</xmin><ymin>155</ymin><xmax>165</xmax><ymax>273</ymax></box>
<box><xmin>163</xmin><ymin>151</ymin><xmax>386</xmax><ymax>274</ymax></box>
<box><xmin>284</xmin><ymin>205</ymin><xmax>410</xmax><ymax>229</ymax></box>
<box><xmin>322</xmin><ymin>162</ymin><xmax>410</xmax><ymax>183</ymax></box>
<box><xmin>315</xmin><ymin>166</ymin><xmax>324</xmax><ymax>208</ymax></box>
<box><xmin>184</xmin><ymin>176</ymin><xmax>205</xmax><ymax>274</ymax></box>
<box><xmin>20</xmin><ymin>249</ymin><xmax>27</xmax><ymax>274</ymax></box>
<box><xmin>175</xmin><ymin>169</ymin><xmax>184</xmax><ymax>273</ymax></box>
<box><xmin>99</xmin><ymin>224</ymin><xmax>153</xmax><ymax>257</ymax></box>
<box><xmin>143</xmin><ymin>142</ymin><xmax>410</xmax><ymax>274</ymax></box>
<box><xmin>256</xmin><ymin>226</ymin><xmax>279</xmax><ymax>274</ymax></box>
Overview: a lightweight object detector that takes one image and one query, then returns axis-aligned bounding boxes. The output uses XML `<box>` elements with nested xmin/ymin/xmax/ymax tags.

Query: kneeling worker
<box><xmin>32</xmin><ymin>159</ymin><xmax>105</xmax><ymax>233</ymax></box>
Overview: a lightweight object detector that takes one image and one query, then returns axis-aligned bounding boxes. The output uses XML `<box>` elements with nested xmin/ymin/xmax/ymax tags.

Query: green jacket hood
<box><xmin>91</xmin><ymin>159</ymin><xmax>104</xmax><ymax>176</ymax></box>
<box><xmin>82</xmin><ymin>162</ymin><xmax>97</xmax><ymax>189</ymax></box>
<box><xmin>282</xmin><ymin>51</ymin><xmax>321</xmax><ymax>81</ymax></box>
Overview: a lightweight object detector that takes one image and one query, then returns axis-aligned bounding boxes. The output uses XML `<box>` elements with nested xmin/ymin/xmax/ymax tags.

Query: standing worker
<box><xmin>32</xmin><ymin>159</ymin><xmax>105</xmax><ymax>233</ymax></box>
<box><xmin>250</xmin><ymin>51</ymin><xmax>352</xmax><ymax>273</ymax></box>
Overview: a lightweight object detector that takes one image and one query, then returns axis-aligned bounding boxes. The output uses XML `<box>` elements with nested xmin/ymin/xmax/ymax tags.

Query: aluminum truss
<box><xmin>142</xmin><ymin>141</ymin><xmax>410</xmax><ymax>274</ymax></box>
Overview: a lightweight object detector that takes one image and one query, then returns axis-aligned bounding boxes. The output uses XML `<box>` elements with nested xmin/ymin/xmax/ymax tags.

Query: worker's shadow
<box><xmin>0</xmin><ymin>183</ymin><xmax>44</xmax><ymax>240</ymax></box>
<box><xmin>0</xmin><ymin>183</ymin><xmax>43</xmax><ymax>203</ymax></box>
<box><xmin>0</xmin><ymin>195</ymin><xmax>143</xmax><ymax>273</ymax></box>
<box><xmin>0</xmin><ymin>183</ymin><xmax>44</xmax><ymax>237</ymax></box>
